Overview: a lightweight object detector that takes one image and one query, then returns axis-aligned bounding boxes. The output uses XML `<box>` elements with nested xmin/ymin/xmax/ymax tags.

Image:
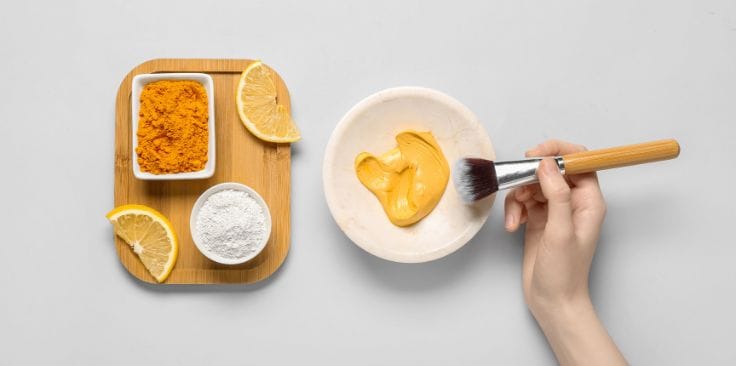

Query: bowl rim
<box><xmin>322</xmin><ymin>86</ymin><xmax>495</xmax><ymax>263</ymax></box>
<box><xmin>189</xmin><ymin>182</ymin><xmax>272</xmax><ymax>265</ymax></box>
<box><xmin>131</xmin><ymin>72</ymin><xmax>216</xmax><ymax>180</ymax></box>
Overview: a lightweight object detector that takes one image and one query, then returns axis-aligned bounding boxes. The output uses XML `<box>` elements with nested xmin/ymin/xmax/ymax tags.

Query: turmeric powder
<box><xmin>136</xmin><ymin>80</ymin><xmax>209</xmax><ymax>174</ymax></box>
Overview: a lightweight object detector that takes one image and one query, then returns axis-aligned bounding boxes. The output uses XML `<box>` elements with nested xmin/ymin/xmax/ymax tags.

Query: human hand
<box><xmin>504</xmin><ymin>139</ymin><xmax>605</xmax><ymax>314</ymax></box>
<box><xmin>504</xmin><ymin>139</ymin><xmax>626</xmax><ymax>366</ymax></box>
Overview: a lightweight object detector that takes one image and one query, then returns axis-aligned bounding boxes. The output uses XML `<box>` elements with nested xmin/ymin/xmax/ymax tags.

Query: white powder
<box><xmin>195</xmin><ymin>189</ymin><xmax>268</xmax><ymax>260</ymax></box>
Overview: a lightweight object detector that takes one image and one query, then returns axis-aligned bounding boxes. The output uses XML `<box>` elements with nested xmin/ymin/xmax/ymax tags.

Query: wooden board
<box><xmin>114</xmin><ymin>59</ymin><xmax>291</xmax><ymax>284</ymax></box>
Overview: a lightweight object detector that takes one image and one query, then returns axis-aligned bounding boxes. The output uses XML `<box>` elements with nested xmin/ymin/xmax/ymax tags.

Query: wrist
<box><xmin>528</xmin><ymin>295</ymin><xmax>627</xmax><ymax>365</ymax></box>
<box><xmin>529</xmin><ymin>295</ymin><xmax>595</xmax><ymax>328</ymax></box>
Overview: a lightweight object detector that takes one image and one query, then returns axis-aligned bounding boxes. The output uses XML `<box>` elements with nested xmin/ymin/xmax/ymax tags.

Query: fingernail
<box><xmin>505</xmin><ymin>214</ymin><xmax>514</xmax><ymax>230</ymax></box>
<box><xmin>542</xmin><ymin>159</ymin><xmax>557</xmax><ymax>175</ymax></box>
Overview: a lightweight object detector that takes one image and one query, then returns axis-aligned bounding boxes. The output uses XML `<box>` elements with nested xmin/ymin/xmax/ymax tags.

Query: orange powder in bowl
<box><xmin>136</xmin><ymin>80</ymin><xmax>209</xmax><ymax>174</ymax></box>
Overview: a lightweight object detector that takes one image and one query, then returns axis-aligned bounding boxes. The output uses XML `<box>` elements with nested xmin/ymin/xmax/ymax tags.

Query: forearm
<box><xmin>532</xmin><ymin>299</ymin><xmax>627</xmax><ymax>366</ymax></box>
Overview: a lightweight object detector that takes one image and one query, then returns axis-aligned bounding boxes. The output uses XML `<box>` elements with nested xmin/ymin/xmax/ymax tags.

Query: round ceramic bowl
<box><xmin>323</xmin><ymin>87</ymin><xmax>496</xmax><ymax>263</ymax></box>
<box><xmin>190</xmin><ymin>182</ymin><xmax>272</xmax><ymax>265</ymax></box>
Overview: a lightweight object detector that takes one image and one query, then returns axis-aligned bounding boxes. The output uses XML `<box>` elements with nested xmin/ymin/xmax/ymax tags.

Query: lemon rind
<box><xmin>106</xmin><ymin>204</ymin><xmax>179</xmax><ymax>283</ymax></box>
<box><xmin>235</xmin><ymin>61</ymin><xmax>301</xmax><ymax>143</ymax></box>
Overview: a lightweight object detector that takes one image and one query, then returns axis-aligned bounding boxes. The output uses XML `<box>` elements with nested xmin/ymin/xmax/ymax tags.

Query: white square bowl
<box><xmin>131</xmin><ymin>73</ymin><xmax>216</xmax><ymax>180</ymax></box>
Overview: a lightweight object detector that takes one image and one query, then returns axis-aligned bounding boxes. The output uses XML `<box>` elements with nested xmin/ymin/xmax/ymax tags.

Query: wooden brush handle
<box><xmin>562</xmin><ymin>139</ymin><xmax>680</xmax><ymax>175</ymax></box>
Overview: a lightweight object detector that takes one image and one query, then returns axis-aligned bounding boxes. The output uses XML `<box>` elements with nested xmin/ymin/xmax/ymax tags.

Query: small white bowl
<box><xmin>323</xmin><ymin>87</ymin><xmax>496</xmax><ymax>263</ymax></box>
<box><xmin>190</xmin><ymin>182</ymin><xmax>272</xmax><ymax>265</ymax></box>
<box><xmin>131</xmin><ymin>73</ymin><xmax>216</xmax><ymax>180</ymax></box>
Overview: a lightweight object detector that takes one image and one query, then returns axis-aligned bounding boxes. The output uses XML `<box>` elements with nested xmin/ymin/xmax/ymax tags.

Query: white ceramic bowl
<box><xmin>323</xmin><ymin>87</ymin><xmax>496</xmax><ymax>263</ymax></box>
<box><xmin>189</xmin><ymin>182</ymin><xmax>272</xmax><ymax>265</ymax></box>
<box><xmin>131</xmin><ymin>73</ymin><xmax>216</xmax><ymax>180</ymax></box>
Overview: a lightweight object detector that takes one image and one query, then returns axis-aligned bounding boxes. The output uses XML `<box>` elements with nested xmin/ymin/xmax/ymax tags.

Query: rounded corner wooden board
<box><xmin>114</xmin><ymin>59</ymin><xmax>291</xmax><ymax>284</ymax></box>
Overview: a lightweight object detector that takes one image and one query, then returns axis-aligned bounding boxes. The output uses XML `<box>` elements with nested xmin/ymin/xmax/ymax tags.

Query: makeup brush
<box><xmin>453</xmin><ymin>139</ymin><xmax>680</xmax><ymax>203</ymax></box>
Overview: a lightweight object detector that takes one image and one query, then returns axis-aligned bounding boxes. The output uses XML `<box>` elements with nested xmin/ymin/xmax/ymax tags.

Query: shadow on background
<box><xmin>327</xmin><ymin>204</ymin><xmax>525</xmax><ymax>294</ymax></box>
<box><xmin>589</xmin><ymin>191</ymin><xmax>681</xmax><ymax>301</ymax></box>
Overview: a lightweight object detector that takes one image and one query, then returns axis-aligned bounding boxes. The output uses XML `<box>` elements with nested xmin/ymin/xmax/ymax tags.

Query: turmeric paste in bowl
<box><xmin>131</xmin><ymin>73</ymin><xmax>216</xmax><ymax>180</ymax></box>
<box><xmin>354</xmin><ymin>131</ymin><xmax>450</xmax><ymax>227</ymax></box>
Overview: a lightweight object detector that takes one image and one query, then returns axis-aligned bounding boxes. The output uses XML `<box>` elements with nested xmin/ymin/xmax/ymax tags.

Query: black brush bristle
<box><xmin>453</xmin><ymin>158</ymin><xmax>498</xmax><ymax>203</ymax></box>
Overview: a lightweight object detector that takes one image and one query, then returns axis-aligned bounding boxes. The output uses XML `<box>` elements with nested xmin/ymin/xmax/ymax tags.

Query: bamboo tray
<box><xmin>113</xmin><ymin>59</ymin><xmax>291</xmax><ymax>284</ymax></box>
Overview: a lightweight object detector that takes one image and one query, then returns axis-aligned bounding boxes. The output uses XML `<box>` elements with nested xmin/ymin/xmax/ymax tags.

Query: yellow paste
<box><xmin>355</xmin><ymin>131</ymin><xmax>449</xmax><ymax>227</ymax></box>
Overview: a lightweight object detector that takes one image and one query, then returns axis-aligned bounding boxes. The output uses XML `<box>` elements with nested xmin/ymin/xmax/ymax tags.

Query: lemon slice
<box><xmin>236</xmin><ymin>61</ymin><xmax>301</xmax><ymax>143</ymax></box>
<box><xmin>106</xmin><ymin>204</ymin><xmax>178</xmax><ymax>283</ymax></box>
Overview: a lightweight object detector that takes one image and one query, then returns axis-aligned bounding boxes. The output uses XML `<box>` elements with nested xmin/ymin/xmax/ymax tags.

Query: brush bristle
<box><xmin>453</xmin><ymin>158</ymin><xmax>498</xmax><ymax>203</ymax></box>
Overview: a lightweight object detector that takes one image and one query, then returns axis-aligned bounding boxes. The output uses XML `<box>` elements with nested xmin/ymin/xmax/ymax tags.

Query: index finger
<box><xmin>525</xmin><ymin>139</ymin><xmax>587</xmax><ymax>157</ymax></box>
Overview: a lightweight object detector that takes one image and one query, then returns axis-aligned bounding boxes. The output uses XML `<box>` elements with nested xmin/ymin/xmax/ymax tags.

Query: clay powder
<box><xmin>195</xmin><ymin>189</ymin><xmax>268</xmax><ymax>260</ymax></box>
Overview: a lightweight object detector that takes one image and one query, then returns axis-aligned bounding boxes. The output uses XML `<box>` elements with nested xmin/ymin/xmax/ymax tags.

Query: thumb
<box><xmin>537</xmin><ymin>158</ymin><xmax>573</xmax><ymax>235</ymax></box>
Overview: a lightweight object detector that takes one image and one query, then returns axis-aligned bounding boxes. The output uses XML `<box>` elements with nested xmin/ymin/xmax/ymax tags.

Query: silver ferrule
<box><xmin>495</xmin><ymin>157</ymin><xmax>565</xmax><ymax>191</ymax></box>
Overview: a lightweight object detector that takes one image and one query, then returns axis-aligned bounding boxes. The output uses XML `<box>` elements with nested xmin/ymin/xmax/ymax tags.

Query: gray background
<box><xmin>1</xmin><ymin>0</ymin><xmax>734</xmax><ymax>364</ymax></box>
